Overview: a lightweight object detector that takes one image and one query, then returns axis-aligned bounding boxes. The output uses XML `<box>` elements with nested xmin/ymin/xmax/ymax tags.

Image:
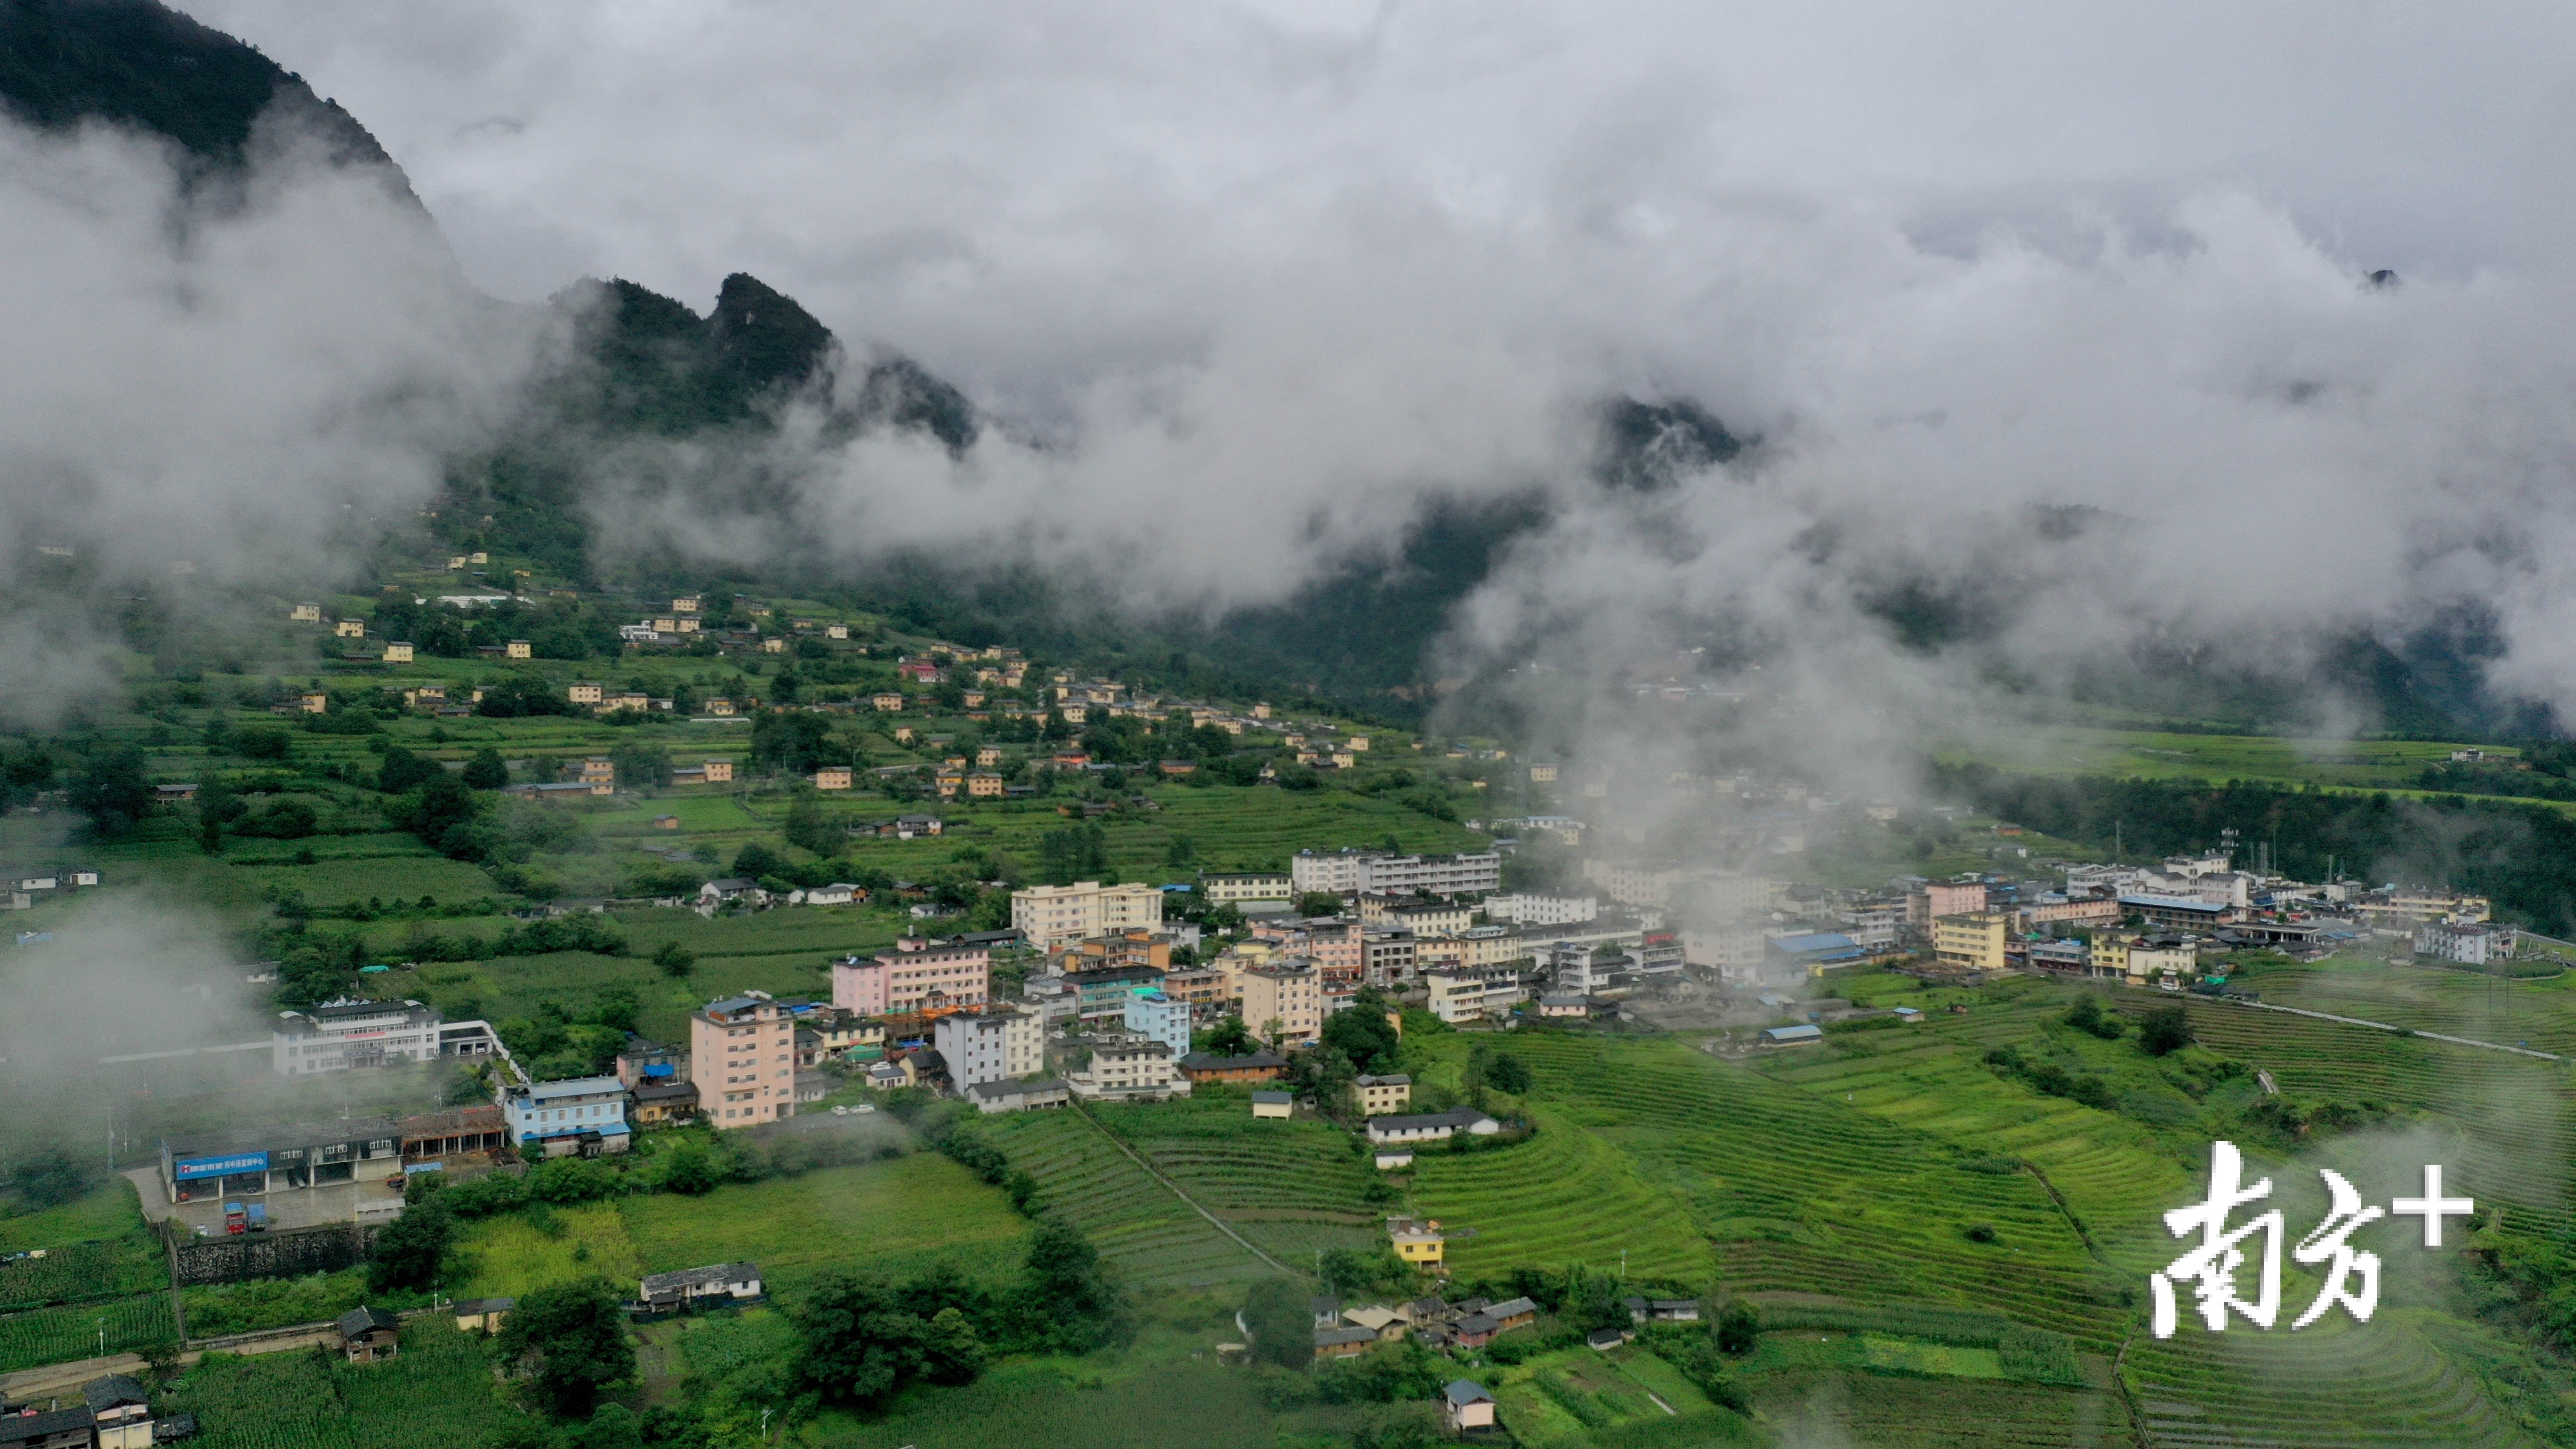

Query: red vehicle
<box><xmin>223</xmin><ymin>1202</ymin><xmax>247</xmax><ymax>1235</ymax></box>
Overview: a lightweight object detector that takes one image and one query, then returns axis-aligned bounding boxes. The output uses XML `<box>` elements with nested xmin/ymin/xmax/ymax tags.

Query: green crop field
<box><xmin>0</xmin><ymin>1293</ymin><xmax>177</xmax><ymax>1374</ymax></box>
<box><xmin>0</xmin><ymin>1181</ymin><xmax>152</xmax><ymax>1255</ymax></box>
<box><xmin>983</xmin><ymin>1111</ymin><xmax>1272</xmax><ymax>1288</ymax></box>
<box><xmin>0</xmin><ymin>1229</ymin><xmax>167</xmax><ymax>1311</ymax></box>
<box><xmin>2222</xmin><ymin>953</ymin><xmax>2576</xmax><ymax>1055</ymax></box>
<box><xmin>807</xmin><ymin>1357</ymin><xmax>1279</xmax><ymax>1449</ymax></box>
<box><xmin>619</xmin><ymin>1153</ymin><xmax>1031</xmax><ymax>1293</ymax></box>
<box><xmin>164</xmin><ymin>1318</ymin><xmax>513</xmax><ymax>1449</ymax></box>
<box><xmin>449</xmin><ymin>1203</ymin><xmax>646</xmax><ymax>1300</ymax></box>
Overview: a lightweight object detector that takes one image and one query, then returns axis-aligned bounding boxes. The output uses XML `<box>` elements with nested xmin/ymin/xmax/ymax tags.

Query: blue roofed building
<box><xmin>503</xmin><ymin>1075</ymin><xmax>630</xmax><ymax>1157</ymax></box>
<box><xmin>1764</xmin><ymin>932</ymin><xmax>1865</xmax><ymax>974</ymax></box>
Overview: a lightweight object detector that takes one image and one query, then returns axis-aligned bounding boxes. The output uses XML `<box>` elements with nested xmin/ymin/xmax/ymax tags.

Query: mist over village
<box><xmin>1</xmin><ymin>3</ymin><xmax>2573</xmax><ymax>1448</ymax></box>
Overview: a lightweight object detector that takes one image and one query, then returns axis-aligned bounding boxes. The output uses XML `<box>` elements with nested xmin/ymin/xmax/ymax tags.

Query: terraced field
<box><xmin>983</xmin><ymin>1111</ymin><xmax>1270</xmax><ymax>1288</ymax></box>
<box><xmin>2226</xmin><ymin>955</ymin><xmax>2576</xmax><ymax>1056</ymax></box>
<box><xmin>2125</xmin><ymin>1309</ymin><xmax>2551</xmax><ymax>1449</ymax></box>
<box><xmin>1406</xmin><ymin>1102</ymin><xmax>1710</xmax><ymax>1284</ymax></box>
<box><xmin>2175</xmin><ymin>997</ymin><xmax>2574</xmax><ymax>1234</ymax></box>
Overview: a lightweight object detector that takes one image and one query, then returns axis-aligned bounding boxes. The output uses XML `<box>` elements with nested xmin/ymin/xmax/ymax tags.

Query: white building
<box><xmin>1290</xmin><ymin>850</ymin><xmax>1502</xmax><ymax>899</ymax></box>
<box><xmin>1200</xmin><ymin>872</ymin><xmax>1293</xmax><ymax>905</ymax></box>
<box><xmin>934</xmin><ymin>1007</ymin><xmax>1045</xmax><ymax>1090</ymax></box>
<box><xmin>272</xmin><ymin>999</ymin><xmax>443</xmax><ymax>1076</ymax></box>
<box><xmin>1484</xmin><ymin>893</ymin><xmax>1599</xmax><ymax>927</ymax></box>
<box><xmin>2415</xmin><ymin>920</ymin><xmax>2500</xmax><ymax>967</ymax></box>
<box><xmin>1010</xmin><ymin>880</ymin><xmax>1165</xmax><ymax>950</ymax></box>
<box><xmin>1063</xmin><ymin>1032</ymin><xmax>1190</xmax><ymax>1101</ymax></box>
<box><xmin>1422</xmin><ymin>966</ymin><xmax>1528</xmax><ymax>1023</ymax></box>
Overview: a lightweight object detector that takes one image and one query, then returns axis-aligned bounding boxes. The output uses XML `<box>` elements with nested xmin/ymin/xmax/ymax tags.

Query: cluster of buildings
<box><xmin>0</xmin><ymin>867</ymin><xmax>99</xmax><ymax>912</ymax></box>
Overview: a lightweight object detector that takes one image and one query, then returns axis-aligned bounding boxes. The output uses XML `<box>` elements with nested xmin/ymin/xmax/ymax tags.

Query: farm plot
<box><xmin>0</xmin><ymin>1293</ymin><xmax>177</xmax><ymax>1375</ymax></box>
<box><xmin>2176</xmin><ymin>998</ymin><xmax>2575</xmax><ymax>1232</ymax></box>
<box><xmin>620</xmin><ymin>1154</ymin><xmax>1030</xmax><ymax>1294</ymax></box>
<box><xmin>1443</xmin><ymin>1032</ymin><xmax>2121</xmax><ymax>1348</ymax></box>
<box><xmin>0</xmin><ymin>1231</ymin><xmax>168</xmax><ymax>1311</ymax></box>
<box><xmin>0</xmin><ymin>1181</ymin><xmax>153</xmax><ymax>1256</ymax></box>
<box><xmin>982</xmin><ymin>1112</ymin><xmax>1269</xmax><ymax>1288</ymax></box>
<box><xmin>1087</xmin><ymin>1095</ymin><xmax>1378</xmax><ymax>1220</ymax></box>
<box><xmin>169</xmin><ymin>1318</ymin><xmax>510</xmax><ymax>1449</ymax></box>
<box><xmin>448</xmin><ymin>1203</ymin><xmax>644</xmax><ymax>1301</ymax></box>
<box><xmin>806</xmin><ymin>1357</ymin><xmax>1276</xmax><ymax>1449</ymax></box>
<box><xmin>1404</xmin><ymin>1103</ymin><xmax>1709</xmax><ymax>1285</ymax></box>
<box><xmin>2124</xmin><ymin>1309</ymin><xmax>2550</xmax><ymax>1449</ymax></box>
<box><xmin>2227</xmin><ymin>955</ymin><xmax>2576</xmax><ymax>1056</ymax></box>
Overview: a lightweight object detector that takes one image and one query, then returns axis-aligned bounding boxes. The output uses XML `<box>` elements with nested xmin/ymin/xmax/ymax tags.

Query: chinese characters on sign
<box><xmin>2150</xmin><ymin>1141</ymin><xmax>2475</xmax><ymax>1338</ymax></box>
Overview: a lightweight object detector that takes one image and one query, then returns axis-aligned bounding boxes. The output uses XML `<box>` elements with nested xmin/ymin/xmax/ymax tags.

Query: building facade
<box><xmin>272</xmin><ymin>999</ymin><xmax>443</xmax><ymax>1076</ymax></box>
<box><xmin>691</xmin><ymin>992</ymin><xmax>797</xmax><ymax>1128</ymax></box>
<box><xmin>1122</xmin><ymin>989</ymin><xmax>1192</xmax><ymax>1057</ymax></box>
<box><xmin>832</xmin><ymin>936</ymin><xmax>992</xmax><ymax>1016</ymax></box>
<box><xmin>1010</xmin><ymin>880</ymin><xmax>1166</xmax><ymax>949</ymax></box>
<box><xmin>1931</xmin><ymin>912</ymin><xmax>2010</xmax><ymax>971</ymax></box>
<box><xmin>503</xmin><ymin>1076</ymin><xmax>630</xmax><ymax>1156</ymax></box>
<box><xmin>933</xmin><ymin>1007</ymin><xmax>1044</xmax><ymax>1090</ymax></box>
<box><xmin>1240</xmin><ymin>962</ymin><xmax>1323</xmax><ymax>1045</ymax></box>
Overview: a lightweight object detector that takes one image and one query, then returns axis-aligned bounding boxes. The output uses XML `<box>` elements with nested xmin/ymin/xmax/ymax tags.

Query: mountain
<box><xmin>0</xmin><ymin>0</ymin><xmax>415</xmax><ymax>201</ymax></box>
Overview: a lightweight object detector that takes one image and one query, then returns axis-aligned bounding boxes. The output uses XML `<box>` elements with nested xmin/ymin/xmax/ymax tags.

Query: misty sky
<box><xmin>189</xmin><ymin>0</ymin><xmax>2576</xmax><ymax>409</ymax></box>
<box><xmin>13</xmin><ymin>2</ymin><xmax>2576</xmax><ymax>743</ymax></box>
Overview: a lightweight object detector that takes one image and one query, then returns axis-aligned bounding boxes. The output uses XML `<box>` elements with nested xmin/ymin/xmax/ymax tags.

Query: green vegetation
<box><xmin>0</xmin><ymin>1293</ymin><xmax>177</xmax><ymax>1374</ymax></box>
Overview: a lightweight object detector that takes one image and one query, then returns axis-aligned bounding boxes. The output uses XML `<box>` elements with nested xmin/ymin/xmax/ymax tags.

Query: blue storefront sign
<box><xmin>175</xmin><ymin>1152</ymin><xmax>268</xmax><ymax>1181</ymax></box>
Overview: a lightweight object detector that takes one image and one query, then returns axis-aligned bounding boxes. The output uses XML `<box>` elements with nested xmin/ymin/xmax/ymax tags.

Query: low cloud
<box><xmin>0</xmin><ymin>107</ymin><xmax>545</xmax><ymax>724</ymax></box>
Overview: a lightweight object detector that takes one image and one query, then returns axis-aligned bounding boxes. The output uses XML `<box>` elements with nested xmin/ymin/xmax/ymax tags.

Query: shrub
<box><xmin>2139</xmin><ymin>1006</ymin><xmax>2193</xmax><ymax>1056</ymax></box>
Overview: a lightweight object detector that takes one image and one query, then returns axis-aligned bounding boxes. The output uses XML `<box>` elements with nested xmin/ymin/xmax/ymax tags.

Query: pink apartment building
<box><xmin>833</xmin><ymin>936</ymin><xmax>992</xmax><ymax>1017</ymax></box>
<box><xmin>691</xmin><ymin>991</ymin><xmax>797</xmax><ymax>1129</ymax></box>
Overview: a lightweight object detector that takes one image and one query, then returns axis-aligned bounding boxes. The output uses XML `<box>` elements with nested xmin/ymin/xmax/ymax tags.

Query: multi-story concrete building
<box><xmin>1011</xmin><ymin>880</ymin><xmax>1165</xmax><ymax>949</ymax></box>
<box><xmin>1050</xmin><ymin>927</ymin><xmax>1170</xmax><ymax>977</ymax></box>
<box><xmin>1354</xmin><ymin>1073</ymin><xmax>1412</xmax><ymax>1114</ymax></box>
<box><xmin>503</xmin><ymin>1076</ymin><xmax>630</xmax><ymax>1157</ymax></box>
<box><xmin>2415</xmin><ymin>920</ymin><xmax>2501</xmax><ymax>966</ymax></box>
<box><xmin>1483</xmin><ymin>893</ymin><xmax>1600</xmax><ymax>927</ymax></box>
<box><xmin>692</xmin><ymin>991</ymin><xmax>797</xmax><ymax>1129</ymax></box>
<box><xmin>2126</xmin><ymin>938</ymin><xmax>2199</xmax><ymax>987</ymax></box>
<box><xmin>934</xmin><ymin>1007</ymin><xmax>1044</xmax><ymax>1090</ymax></box>
<box><xmin>1363</xmin><ymin>929</ymin><xmax>1417</xmax><ymax>987</ymax></box>
<box><xmin>1932</xmin><ymin>912</ymin><xmax>2010</xmax><ymax>972</ymax></box>
<box><xmin>1062</xmin><ymin>1032</ymin><xmax>1189</xmax><ymax>1101</ymax></box>
<box><xmin>1423</xmin><ymin>966</ymin><xmax>1528</xmax><ymax>1023</ymax></box>
<box><xmin>1910</xmin><ymin>879</ymin><xmax>1989</xmax><ymax>929</ymax></box>
<box><xmin>833</xmin><ymin>936</ymin><xmax>992</xmax><ymax>1017</ymax></box>
<box><xmin>1200</xmin><ymin>872</ymin><xmax>1293</xmax><ymax>905</ymax></box>
<box><xmin>1066</xmin><ymin>964</ymin><xmax>1167</xmax><ymax>1021</ymax></box>
<box><xmin>1162</xmin><ymin>964</ymin><xmax>1229</xmax><ymax>1009</ymax></box>
<box><xmin>1290</xmin><ymin>850</ymin><xmax>1502</xmax><ymax>899</ymax></box>
<box><xmin>272</xmin><ymin>999</ymin><xmax>443</xmax><ymax>1076</ymax></box>
<box><xmin>1240</xmin><ymin>962</ymin><xmax>1323</xmax><ymax>1046</ymax></box>
<box><xmin>1122</xmin><ymin>988</ymin><xmax>1192</xmax><ymax>1057</ymax></box>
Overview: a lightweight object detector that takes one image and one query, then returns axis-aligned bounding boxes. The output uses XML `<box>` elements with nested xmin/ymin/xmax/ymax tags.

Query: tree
<box><xmin>609</xmin><ymin>741</ymin><xmax>672</xmax><ymax>789</ymax></box>
<box><xmin>657</xmin><ymin>1145</ymin><xmax>719</xmax><ymax>1195</ymax></box>
<box><xmin>9</xmin><ymin>1143</ymin><xmax>100</xmax><ymax>1208</ymax></box>
<box><xmin>376</xmin><ymin>744</ymin><xmax>441</xmax><ymax>794</ymax></box>
<box><xmin>1321</xmin><ymin>992</ymin><xmax>1401</xmax><ymax>1073</ymax></box>
<box><xmin>652</xmin><ymin>940</ymin><xmax>695</xmax><ymax>977</ymax></box>
<box><xmin>795</xmin><ymin>1272</ymin><xmax>929</xmax><ymax>1407</ymax></box>
<box><xmin>922</xmin><ymin>1306</ymin><xmax>986</xmax><ymax>1385</ymax></box>
<box><xmin>68</xmin><ymin>746</ymin><xmax>153</xmax><ymax>837</ymax></box>
<box><xmin>368</xmin><ymin>1196</ymin><xmax>452</xmax><ymax>1292</ymax></box>
<box><xmin>1243</xmin><ymin>1276</ymin><xmax>1314</xmax><ymax>1368</ymax></box>
<box><xmin>1198</xmin><ymin>1016</ymin><xmax>1256</xmax><ymax>1056</ymax></box>
<box><xmin>1485</xmin><ymin>1051</ymin><xmax>1534</xmax><ymax>1095</ymax></box>
<box><xmin>783</xmin><ymin>790</ymin><xmax>837</xmax><ymax>854</ymax></box>
<box><xmin>1013</xmin><ymin>1217</ymin><xmax>1116</xmax><ymax>1352</ymax></box>
<box><xmin>462</xmin><ymin>748</ymin><xmax>511</xmax><ymax>790</ymax></box>
<box><xmin>2139</xmin><ymin>1006</ymin><xmax>2193</xmax><ymax>1057</ymax></box>
<box><xmin>498</xmin><ymin>1279</ymin><xmax>636</xmax><ymax>1418</ymax></box>
<box><xmin>1295</xmin><ymin>891</ymin><xmax>1344</xmax><ymax>918</ymax></box>
<box><xmin>196</xmin><ymin>778</ymin><xmax>242</xmax><ymax>854</ymax></box>
<box><xmin>732</xmin><ymin>841</ymin><xmax>785</xmax><ymax>879</ymax></box>
<box><xmin>1714</xmin><ymin>1298</ymin><xmax>1760</xmax><ymax>1355</ymax></box>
